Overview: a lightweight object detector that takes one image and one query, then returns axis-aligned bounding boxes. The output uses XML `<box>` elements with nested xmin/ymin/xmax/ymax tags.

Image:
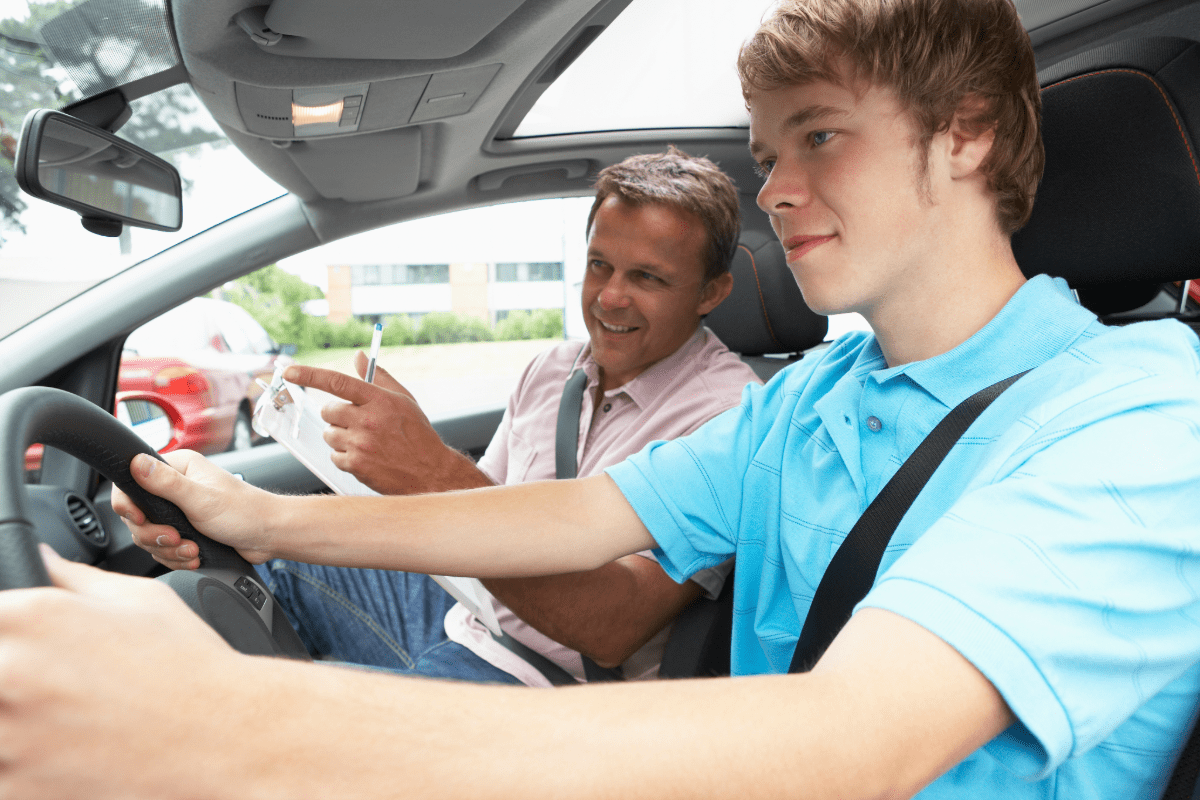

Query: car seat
<box><xmin>704</xmin><ymin>228</ymin><xmax>829</xmax><ymax>380</ymax></box>
<box><xmin>1014</xmin><ymin>38</ymin><xmax>1200</xmax><ymax>337</ymax></box>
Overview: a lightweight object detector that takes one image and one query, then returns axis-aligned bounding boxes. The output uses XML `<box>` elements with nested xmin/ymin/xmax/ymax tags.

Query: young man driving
<box><xmin>3</xmin><ymin>0</ymin><xmax>1198</xmax><ymax>797</ymax></box>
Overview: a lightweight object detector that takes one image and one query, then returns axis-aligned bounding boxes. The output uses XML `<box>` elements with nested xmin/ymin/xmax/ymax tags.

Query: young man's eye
<box><xmin>754</xmin><ymin>159</ymin><xmax>775</xmax><ymax>178</ymax></box>
<box><xmin>810</xmin><ymin>130</ymin><xmax>835</xmax><ymax>146</ymax></box>
<box><xmin>639</xmin><ymin>271</ymin><xmax>662</xmax><ymax>283</ymax></box>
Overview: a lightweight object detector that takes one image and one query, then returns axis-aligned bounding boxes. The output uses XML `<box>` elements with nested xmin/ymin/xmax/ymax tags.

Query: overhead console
<box><xmin>168</xmin><ymin>0</ymin><xmax>614</xmax><ymax>202</ymax></box>
<box><xmin>233</xmin><ymin>64</ymin><xmax>502</xmax><ymax>139</ymax></box>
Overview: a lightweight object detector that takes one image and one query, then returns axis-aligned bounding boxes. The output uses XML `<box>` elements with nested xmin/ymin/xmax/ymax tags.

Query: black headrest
<box><xmin>704</xmin><ymin>229</ymin><xmax>828</xmax><ymax>355</ymax></box>
<box><xmin>1014</xmin><ymin>39</ymin><xmax>1200</xmax><ymax>313</ymax></box>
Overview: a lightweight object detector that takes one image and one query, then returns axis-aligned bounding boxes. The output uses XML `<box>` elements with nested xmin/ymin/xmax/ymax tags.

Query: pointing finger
<box><xmin>284</xmin><ymin>365</ymin><xmax>373</xmax><ymax>405</ymax></box>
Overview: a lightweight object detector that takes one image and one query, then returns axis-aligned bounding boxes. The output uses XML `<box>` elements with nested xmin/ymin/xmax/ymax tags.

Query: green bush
<box><xmin>381</xmin><ymin>314</ymin><xmax>416</xmax><ymax>346</ymax></box>
<box><xmin>529</xmin><ymin>308</ymin><xmax>564</xmax><ymax>339</ymax></box>
<box><xmin>415</xmin><ymin>312</ymin><xmax>494</xmax><ymax>344</ymax></box>
<box><xmin>295</xmin><ymin>317</ymin><xmax>375</xmax><ymax>350</ymax></box>
<box><xmin>495</xmin><ymin>309</ymin><xmax>563</xmax><ymax>341</ymax></box>
<box><xmin>494</xmin><ymin>310</ymin><xmax>531</xmax><ymax>341</ymax></box>
<box><xmin>329</xmin><ymin>318</ymin><xmax>376</xmax><ymax>349</ymax></box>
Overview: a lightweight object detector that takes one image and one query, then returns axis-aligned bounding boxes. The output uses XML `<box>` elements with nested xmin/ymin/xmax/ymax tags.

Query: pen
<box><xmin>365</xmin><ymin>323</ymin><xmax>383</xmax><ymax>384</ymax></box>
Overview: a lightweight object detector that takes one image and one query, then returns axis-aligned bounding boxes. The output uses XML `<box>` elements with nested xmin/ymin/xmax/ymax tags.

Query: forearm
<box><xmin>225</xmin><ymin>634</ymin><xmax>1003</xmax><ymax>800</ymax></box>
<box><xmin>264</xmin><ymin>474</ymin><xmax>654</xmax><ymax>578</ymax></box>
<box><xmin>482</xmin><ymin>557</ymin><xmax>700</xmax><ymax>667</ymax></box>
<box><xmin>231</xmin><ymin>659</ymin><xmax>812</xmax><ymax>800</ymax></box>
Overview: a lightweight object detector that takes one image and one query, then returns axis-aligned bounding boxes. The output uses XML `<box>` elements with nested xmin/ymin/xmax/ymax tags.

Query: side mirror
<box><xmin>114</xmin><ymin>393</ymin><xmax>179</xmax><ymax>453</ymax></box>
<box><xmin>15</xmin><ymin>109</ymin><xmax>182</xmax><ymax>235</ymax></box>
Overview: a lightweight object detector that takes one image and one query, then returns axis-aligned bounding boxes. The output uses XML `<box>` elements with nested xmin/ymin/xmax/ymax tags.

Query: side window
<box><xmin>266</xmin><ymin>197</ymin><xmax>592</xmax><ymax>420</ymax></box>
<box><xmin>113</xmin><ymin>295</ymin><xmax>293</xmax><ymax>458</ymax></box>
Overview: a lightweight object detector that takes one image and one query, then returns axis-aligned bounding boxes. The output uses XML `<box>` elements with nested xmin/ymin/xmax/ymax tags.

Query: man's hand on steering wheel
<box><xmin>0</xmin><ymin>545</ymin><xmax>249</xmax><ymax>799</ymax></box>
<box><xmin>112</xmin><ymin>450</ymin><xmax>278</xmax><ymax>570</ymax></box>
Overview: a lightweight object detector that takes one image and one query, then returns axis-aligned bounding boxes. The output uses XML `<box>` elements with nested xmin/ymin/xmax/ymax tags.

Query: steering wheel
<box><xmin>0</xmin><ymin>386</ymin><xmax>310</xmax><ymax>660</ymax></box>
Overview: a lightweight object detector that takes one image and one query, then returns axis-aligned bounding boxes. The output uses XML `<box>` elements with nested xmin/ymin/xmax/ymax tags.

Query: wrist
<box><xmin>442</xmin><ymin>449</ymin><xmax>495</xmax><ymax>490</ymax></box>
<box><xmin>251</xmin><ymin>488</ymin><xmax>289</xmax><ymax>561</ymax></box>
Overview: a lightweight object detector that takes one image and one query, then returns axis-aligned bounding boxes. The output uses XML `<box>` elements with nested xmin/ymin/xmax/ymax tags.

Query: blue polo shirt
<box><xmin>607</xmin><ymin>275</ymin><xmax>1200</xmax><ymax>799</ymax></box>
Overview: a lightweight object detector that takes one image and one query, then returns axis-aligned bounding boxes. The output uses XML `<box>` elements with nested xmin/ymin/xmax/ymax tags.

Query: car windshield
<box><xmin>0</xmin><ymin>0</ymin><xmax>285</xmax><ymax>339</ymax></box>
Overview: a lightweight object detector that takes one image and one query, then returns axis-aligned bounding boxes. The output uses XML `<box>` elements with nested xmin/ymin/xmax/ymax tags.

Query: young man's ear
<box><xmin>698</xmin><ymin>271</ymin><xmax>734</xmax><ymax>315</ymax></box>
<box><xmin>946</xmin><ymin>96</ymin><xmax>996</xmax><ymax>180</ymax></box>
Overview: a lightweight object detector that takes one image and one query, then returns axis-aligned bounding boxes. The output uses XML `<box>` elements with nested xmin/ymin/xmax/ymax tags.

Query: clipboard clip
<box><xmin>258</xmin><ymin>373</ymin><xmax>295</xmax><ymax>411</ymax></box>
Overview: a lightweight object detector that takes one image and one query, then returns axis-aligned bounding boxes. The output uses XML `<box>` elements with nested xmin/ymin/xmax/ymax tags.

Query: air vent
<box><xmin>66</xmin><ymin>494</ymin><xmax>107</xmax><ymax>545</ymax></box>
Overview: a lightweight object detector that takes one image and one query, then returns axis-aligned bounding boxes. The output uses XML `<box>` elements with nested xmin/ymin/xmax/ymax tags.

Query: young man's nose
<box><xmin>757</xmin><ymin>165</ymin><xmax>808</xmax><ymax>215</ymax></box>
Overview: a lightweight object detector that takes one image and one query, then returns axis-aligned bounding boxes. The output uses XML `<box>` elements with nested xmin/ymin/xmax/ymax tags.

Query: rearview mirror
<box><xmin>15</xmin><ymin>109</ymin><xmax>182</xmax><ymax>235</ymax></box>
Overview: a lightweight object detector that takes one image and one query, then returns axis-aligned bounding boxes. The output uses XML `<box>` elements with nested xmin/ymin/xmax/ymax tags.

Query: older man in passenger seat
<box><xmin>224</xmin><ymin>148</ymin><xmax>759</xmax><ymax>686</ymax></box>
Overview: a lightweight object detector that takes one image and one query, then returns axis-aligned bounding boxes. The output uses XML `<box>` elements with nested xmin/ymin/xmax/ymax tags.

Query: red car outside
<box><xmin>25</xmin><ymin>297</ymin><xmax>294</xmax><ymax>476</ymax></box>
<box><xmin>118</xmin><ymin>296</ymin><xmax>294</xmax><ymax>454</ymax></box>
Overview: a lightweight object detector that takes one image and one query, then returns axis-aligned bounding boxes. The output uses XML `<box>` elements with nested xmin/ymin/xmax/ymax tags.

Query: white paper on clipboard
<box><xmin>252</xmin><ymin>367</ymin><xmax>504</xmax><ymax>636</ymax></box>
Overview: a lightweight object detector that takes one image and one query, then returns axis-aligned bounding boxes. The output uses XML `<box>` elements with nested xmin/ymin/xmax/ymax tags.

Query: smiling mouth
<box><xmin>784</xmin><ymin>234</ymin><xmax>836</xmax><ymax>260</ymax></box>
<box><xmin>598</xmin><ymin>320</ymin><xmax>637</xmax><ymax>333</ymax></box>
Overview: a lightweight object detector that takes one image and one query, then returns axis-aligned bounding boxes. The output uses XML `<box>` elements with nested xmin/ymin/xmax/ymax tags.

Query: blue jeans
<box><xmin>255</xmin><ymin>560</ymin><xmax>523</xmax><ymax>684</ymax></box>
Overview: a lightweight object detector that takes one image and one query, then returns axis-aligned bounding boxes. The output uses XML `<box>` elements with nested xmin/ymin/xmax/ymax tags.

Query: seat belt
<box><xmin>491</xmin><ymin>362</ymin><xmax>623</xmax><ymax>684</ymax></box>
<box><xmin>555</xmin><ymin>367</ymin><xmax>588</xmax><ymax>481</ymax></box>
<box><xmin>789</xmin><ymin>370</ymin><xmax>1028</xmax><ymax>673</ymax></box>
<box><xmin>1161</xmin><ymin>720</ymin><xmax>1200</xmax><ymax>800</ymax></box>
<box><xmin>554</xmin><ymin>365</ymin><xmax>625</xmax><ymax>682</ymax></box>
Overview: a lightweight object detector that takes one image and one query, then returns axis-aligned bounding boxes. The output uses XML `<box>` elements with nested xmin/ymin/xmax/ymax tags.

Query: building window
<box><xmin>351</xmin><ymin>264</ymin><xmax>449</xmax><ymax>285</ymax></box>
<box><xmin>351</xmin><ymin>264</ymin><xmax>383</xmax><ymax>285</ymax></box>
<box><xmin>495</xmin><ymin>262</ymin><xmax>563</xmax><ymax>282</ymax></box>
<box><xmin>397</xmin><ymin>264</ymin><xmax>450</xmax><ymax>284</ymax></box>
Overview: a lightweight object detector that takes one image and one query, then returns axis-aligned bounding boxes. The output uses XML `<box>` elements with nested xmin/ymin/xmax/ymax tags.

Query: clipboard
<box><xmin>252</xmin><ymin>367</ymin><xmax>504</xmax><ymax>635</ymax></box>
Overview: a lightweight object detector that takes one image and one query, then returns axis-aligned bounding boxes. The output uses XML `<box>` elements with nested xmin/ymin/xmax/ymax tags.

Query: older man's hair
<box><xmin>738</xmin><ymin>0</ymin><xmax>1043</xmax><ymax>235</ymax></box>
<box><xmin>587</xmin><ymin>146</ymin><xmax>741</xmax><ymax>284</ymax></box>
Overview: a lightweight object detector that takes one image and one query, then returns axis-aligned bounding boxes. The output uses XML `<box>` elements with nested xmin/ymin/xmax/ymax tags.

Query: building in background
<box><xmin>281</xmin><ymin>197</ymin><xmax>591</xmax><ymax>338</ymax></box>
<box><xmin>324</xmin><ymin>259</ymin><xmax>567</xmax><ymax>326</ymax></box>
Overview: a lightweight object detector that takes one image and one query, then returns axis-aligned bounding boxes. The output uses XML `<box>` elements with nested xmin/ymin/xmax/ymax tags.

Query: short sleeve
<box><xmin>859</xmin><ymin>375</ymin><xmax>1200</xmax><ymax>779</ymax></box>
<box><xmin>476</xmin><ymin>348</ymin><xmax>547</xmax><ymax>485</ymax></box>
<box><xmin>475</xmin><ymin>404</ymin><xmax>514</xmax><ymax>485</ymax></box>
<box><xmin>607</xmin><ymin>378</ymin><xmax>783</xmax><ymax>584</ymax></box>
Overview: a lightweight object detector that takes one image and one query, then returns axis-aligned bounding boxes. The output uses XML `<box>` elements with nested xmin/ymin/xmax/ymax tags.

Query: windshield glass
<box><xmin>514</xmin><ymin>0</ymin><xmax>773</xmax><ymax>137</ymax></box>
<box><xmin>0</xmin><ymin>0</ymin><xmax>284</xmax><ymax>339</ymax></box>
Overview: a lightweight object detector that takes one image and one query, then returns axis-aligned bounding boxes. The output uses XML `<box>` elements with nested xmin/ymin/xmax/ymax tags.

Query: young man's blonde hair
<box><xmin>738</xmin><ymin>0</ymin><xmax>1043</xmax><ymax>235</ymax></box>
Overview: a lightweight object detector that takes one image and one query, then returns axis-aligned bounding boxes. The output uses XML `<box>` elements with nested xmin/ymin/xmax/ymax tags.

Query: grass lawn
<box><xmin>294</xmin><ymin>338</ymin><xmax>571</xmax><ymax>419</ymax></box>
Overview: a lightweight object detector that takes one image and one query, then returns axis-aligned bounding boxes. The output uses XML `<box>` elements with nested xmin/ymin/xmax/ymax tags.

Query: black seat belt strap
<box><xmin>789</xmin><ymin>370</ymin><xmax>1029</xmax><ymax>673</ymax></box>
<box><xmin>554</xmin><ymin>367</ymin><xmax>588</xmax><ymax>480</ymax></box>
<box><xmin>488</xmin><ymin>357</ymin><xmax>623</xmax><ymax>685</ymax></box>
<box><xmin>1161</xmin><ymin>712</ymin><xmax>1200</xmax><ymax>800</ymax></box>
<box><xmin>552</xmin><ymin>363</ymin><xmax>625</xmax><ymax>682</ymax></box>
<box><xmin>491</xmin><ymin>630</ymin><xmax>580</xmax><ymax>686</ymax></box>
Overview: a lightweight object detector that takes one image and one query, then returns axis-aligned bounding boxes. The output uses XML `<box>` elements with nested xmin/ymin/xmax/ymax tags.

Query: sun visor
<box><xmin>247</xmin><ymin>0</ymin><xmax>527</xmax><ymax>60</ymax></box>
<box><xmin>281</xmin><ymin>127</ymin><xmax>421</xmax><ymax>202</ymax></box>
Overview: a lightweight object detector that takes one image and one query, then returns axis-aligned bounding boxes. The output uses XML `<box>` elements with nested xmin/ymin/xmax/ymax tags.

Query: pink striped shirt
<box><xmin>444</xmin><ymin>325</ymin><xmax>760</xmax><ymax>685</ymax></box>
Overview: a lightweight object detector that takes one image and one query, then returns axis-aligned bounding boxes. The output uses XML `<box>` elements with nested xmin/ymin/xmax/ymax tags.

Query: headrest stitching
<box><xmin>740</xmin><ymin>243</ymin><xmax>783</xmax><ymax>351</ymax></box>
<box><xmin>1043</xmin><ymin>68</ymin><xmax>1200</xmax><ymax>196</ymax></box>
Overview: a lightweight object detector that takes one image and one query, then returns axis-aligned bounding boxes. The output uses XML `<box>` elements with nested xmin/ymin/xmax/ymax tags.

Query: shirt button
<box><xmin>866</xmin><ymin>415</ymin><xmax>882</xmax><ymax>432</ymax></box>
<box><xmin>602</xmin><ymin>403</ymin><xmax>612</xmax><ymax>412</ymax></box>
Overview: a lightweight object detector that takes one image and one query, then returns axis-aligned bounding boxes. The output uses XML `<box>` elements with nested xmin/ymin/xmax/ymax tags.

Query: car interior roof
<box><xmin>156</xmin><ymin>0</ymin><xmax>1200</xmax><ymax>248</ymax></box>
<box><xmin>5</xmin><ymin>0</ymin><xmax>1200</xmax><ymax>398</ymax></box>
